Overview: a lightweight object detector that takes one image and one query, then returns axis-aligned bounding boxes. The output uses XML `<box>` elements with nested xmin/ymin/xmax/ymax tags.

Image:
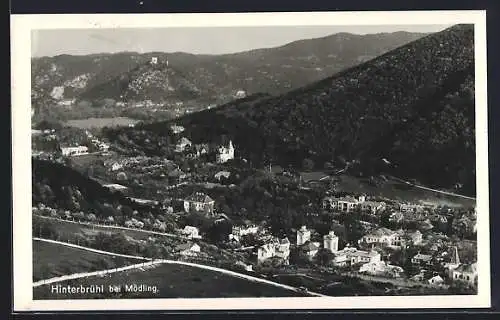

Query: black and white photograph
<box><xmin>11</xmin><ymin>11</ymin><xmax>490</xmax><ymax>311</ymax></box>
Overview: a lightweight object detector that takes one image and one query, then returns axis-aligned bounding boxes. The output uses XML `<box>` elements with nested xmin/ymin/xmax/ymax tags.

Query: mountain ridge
<box><xmin>123</xmin><ymin>24</ymin><xmax>476</xmax><ymax>195</ymax></box>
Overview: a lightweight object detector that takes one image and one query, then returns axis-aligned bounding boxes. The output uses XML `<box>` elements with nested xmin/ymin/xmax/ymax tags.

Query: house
<box><xmin>103</xmin><ymin>184</ymin><xmax>128</xmax><ymax>192</ymax></box>
<box><xmin>323</xmin><ymin>231</ymin><xmax>339</xmax><ymax>253</ymax></box>
<box><xmin>400</xmin><ymin>202</ymin><xmax>425</xmax><ymax>213</ymax></box>
<box><xmin>428</xmin><ymin>275</ymin><xmax>445</xmax><ymax>286</ymax></box>
<box><xmin>322</xmin><ymin>195</ymin><xmax>365</xmax><ymax>212</ymax></box>
<box><xmin>296</xmin><ymin>226</ymin><xmax>311</xmax><ymax>246</ymax></box>
<box><xmin>407</xmin><ymin>230</ymin><xmax>423</xmax><ymax>245</ymax></box>
<box><xmin>151</xmin><ymin>56</ymin><xmax>158</xmax><ymax>64</ymax></box>
<box><xmin>257</xmin><ymin>243</ymin><xmax>276</xmax><ymax>263</ymax></box>
<box><xmin>216</xmin><ymin>140</ymin><xmax>235</xmax><ymax>163</ymax></box>
<box><xmin>168</xmin><ymin>168</ymin><xmax>187</xmax><ymax>184</ymax></box>
<box><xmin>232</xmin><ymin>225</ymin><xmax>259</xmax><ymax>238</ymax></box>
<box><xmin>61</xmin><ymin>146</ymin><xmax>89</xmax><ymax>157</ymax></box>
<box><xmin>389</xmin><ymin>211</ymin><xmax>404</xmax><ymax>224</ymax></box>
<box><xmin>411</xmin><ymin>253</ymin><xmax>433</xmax><ymax>266</ymax></box>
<box><xmin>110</xmin><ymin>162</ymin><xmax>123</xmax><ymax>172</ymax></box>
<box><xmin>302</xmin><ymin>242</ymin><xmax>321</xmax><ymax>260</ymax></box>
<box><xmin>175</xmin><ymin>137</ymin><xmax>192</xmax><ymax>152</ymax></box>
<box><xmin>332</xmin><ymin>247</ymin><xmax>381</xmax><ymax>267</ymax></box>
<box><xmin>235</xmin><ymin>90</ymin><xmax>246</xmax><ymax>98</ymax></box>
<box><xmin>358</xmin><ymin>228</ymin><xmax>405</xmax><ymax>248</ymax></box>
<box><xmin>275</xmin><ymin>238</ymin><xmax>291</xmax><ymax>263</ymax></box>
<box><xmin>360</xmin><ymin>201</ymin><xmax>386</xmax><ymax>213</ymax></box>
<box><xmin>452</xmin><ymin>263</ymin><xmax>478</xmax><ymax>286</ymax></box>
<box><xmin>183</xmin><ymin>192</ymin><xmax>215</xmax><ymax>216</ymax></box>
<box><xmin>175</xmin><ymin>242</ymin><xmax>201</xmax><ymax>257</ymax></box>
<box><xmin>170</xmin><ymin>124</ymin><xmax>186</xmax><ymax>134</ymax></box>
<box><xmin>182</xmin><ymin>226</ymin><xmax>201</xmax><ymax>239</ymax></box>
<box><xmin>215</xmin><ymin>171</ymin><xmax>231</xmax><ymax>181</ymax></box>
<box><xmin>359</xmin><ymin>261</ymin><xmax>405</xmax><ymax>278</ymax></box>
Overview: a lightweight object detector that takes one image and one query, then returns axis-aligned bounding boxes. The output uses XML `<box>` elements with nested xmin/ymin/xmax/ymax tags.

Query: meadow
<box><xmin>33</xmin><ymin>262</ymin><xmax>306</xmax><ymax>299</ymax></box>
<box><xmin>33</xmin><ymin>240</ymin><xmax>141</xmax><ymax>281</ymax></box>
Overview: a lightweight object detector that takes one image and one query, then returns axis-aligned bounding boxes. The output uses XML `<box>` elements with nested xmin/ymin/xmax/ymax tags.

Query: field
<box><xmin>33</xmin><ymin>263</ymin><xmax>307</xmax><ymax>299</ymax></box>
<box><xmin>336</xmin><ymin>175</ymin><xmax>476</xmax><ymax>208</ymax></box>
<box><xmin>33</xmin><ymin>240</ymin><xmax>141</xmax><ymax>281</ymax></box>
<box><xmin>65</xmin><ymin>117</ymin><xmax>139</xmax><ymax>129</ymax></box>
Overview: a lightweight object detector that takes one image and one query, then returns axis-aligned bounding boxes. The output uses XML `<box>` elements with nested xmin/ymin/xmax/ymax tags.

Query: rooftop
<box><xmin>185</xmin><ymin>192</ymin><xmax>214</xmax><ymax>203</ymax></box>
<box><xmin>454</xmin><ymin>263</ymin><xmax>478</xmax><ymax>274</ymax></box>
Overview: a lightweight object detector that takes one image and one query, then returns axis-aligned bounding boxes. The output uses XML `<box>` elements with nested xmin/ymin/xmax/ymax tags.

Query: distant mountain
<box><xmin>137</xmin><ymin>24</ymin><xmax>475</xmax><ymax>195</ymax></box>
<box><xmin>31</xmin><ymin>31</ymin><xmax>427</xmax><ymax>108</ymax></box>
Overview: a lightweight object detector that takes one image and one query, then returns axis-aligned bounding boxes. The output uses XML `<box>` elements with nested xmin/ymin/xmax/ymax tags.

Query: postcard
<box><xmin>11</xmin><ymin>10</ymin><xmax>490</xmax><ymax>311</ymax></box>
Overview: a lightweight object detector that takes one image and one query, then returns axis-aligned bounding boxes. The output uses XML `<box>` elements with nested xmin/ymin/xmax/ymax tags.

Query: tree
<box><xmin>314</xmin><ymin>248</ymin><xmax>335</xmax><ymax>266</ymax></box>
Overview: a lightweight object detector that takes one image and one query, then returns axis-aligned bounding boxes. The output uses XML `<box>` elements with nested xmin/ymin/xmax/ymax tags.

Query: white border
<box><xmin>11</xmin><ymin>10</ymin><xmax>490</xmax><ymax>311</ymax></box>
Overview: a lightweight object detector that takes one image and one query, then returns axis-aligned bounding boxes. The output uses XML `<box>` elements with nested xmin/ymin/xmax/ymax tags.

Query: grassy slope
<box><xmin>33</xmin><ymin>263</ymin><xmax>306</xmax><ymax>299</ymax></box>
<box><xmin>33</xmin><ymin>240</ymin><xmax>141</xmax><ymax>281</ymax></box>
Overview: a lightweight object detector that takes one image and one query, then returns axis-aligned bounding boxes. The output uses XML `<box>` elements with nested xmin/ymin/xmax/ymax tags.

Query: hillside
<box><xmin>31</xmin><ymin>31</ymin><xmax>426</xmax><ymax>108</ymax></box>
<box><xmin>131</xmin><ymin>24</ymin><xmax>475</xmax><ymax>195</ymax></box>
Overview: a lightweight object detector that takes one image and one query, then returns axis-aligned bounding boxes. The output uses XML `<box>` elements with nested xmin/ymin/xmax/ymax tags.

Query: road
<box><xmin>390</xmin><ymin>176</ymin><xmax>476</xmax><ymax>200</ymax></box>
<box><xmin>34</xmin><ymin>214</ymin><xmax>185</xmax><ymax>239</ymax></box>
<box><xmin>33</xmin><ymin>238</ymin><xmax>327</xmax><ymax>297</ymax></box>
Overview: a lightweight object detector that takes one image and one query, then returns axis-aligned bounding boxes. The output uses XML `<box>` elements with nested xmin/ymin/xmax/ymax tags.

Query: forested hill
<box><xmin>137</xmin><ymin>24</ymin><xmax>476</xmax><ymax>196</ymax></box>
<box><xmin>32</xmin><ymin>159</ymin><xmax>160</xmax><ymax>217</ymax></box>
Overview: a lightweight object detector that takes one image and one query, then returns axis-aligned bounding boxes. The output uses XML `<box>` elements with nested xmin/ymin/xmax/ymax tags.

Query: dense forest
<box><xmin>127</xmin><ymin>24</ymin><xmax>476</xmax><ymax>195</ymax></box>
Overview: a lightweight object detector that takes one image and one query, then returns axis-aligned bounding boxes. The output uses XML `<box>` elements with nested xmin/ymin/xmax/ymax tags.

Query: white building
<box><xmin>275</xmin><ymin>237</ymin><xmax>291</xmax><ymax>263</ymax></box>
<box><xmin>296</xmin><ymin>226</ymin><xmax>311</xmax><ymax>246</ymax></box>
<box><xmin>332</xmin><ymin>247</ymin><xmax>381</xmax><ymax>267</ymax></box>
<box><xmin>175</xmin><ymin>243</ymin><xmax>201</xmax><ymax>257</ymax></box>
<box><xmin>257</xmin><ymin>243</ymin><xmax>276</xmax><ymax>263</ymax></box>
<box><xmin>323</xmin><ymin>231</ymin><xmax>339</xmax><ymax>253</ymax></box>
<box><xmin>151</xmin><ymin>57</ymin><xmax>158</xmax><ymax>64</ymax></box>
<box><xmin>183</xmin><ymin>192</ymin><xmax>215</xmax><ymax>215</ymax></box>
<box><xmin>216</xmin><ymin>140</ymin><xmax>235</xmax><ymax>163</ymax></box>
<box><xmin>323</xmin><ymin>195</ymin><xmax>366</xmax><ymax>212</ymax></box>
<box><xmin>302</xmin><ymin>242</ymin><xmax>321</xmax><ymax>260</ymax></box>
<box><xmin>452</xmin><ymin>263</ymin><xmax>478</xmax><ymax>286</ymax></box>
<box><xmin>170</xmin><ymin>125</ymin><xmax>185</xmax><ymax>134</ymax></box>
<box><xmin>358</xmin><ymin>228</ymin><xmax>404</xmax><ymax>248</ymax></box>
<box><xmin>235</xmin><ymin>90</ymin><xmax>246</xmax><ymax>98</ymax></box>
<box><xmin>182</xmin><ymin>226</ymin><xmax>202</xmax><ymax>239</ymax></box>
<box><xmin>175</xmin><ymin>137</ymin><xmax>192</xmax><ymax>152</ymax></box>
<box><xmin>61</xmin><ymin>146</ymin><xmax>89</xmax><ymax>157</ymax></box>
<box><xmin>428</xmin><ymin>275</ymin><xmax>445</xmax><ymax>286</ymax></box>
<box><xmin>360</xmin><ymin>200</ymin><xmax>386</xmax><ymax>213</ymax></box>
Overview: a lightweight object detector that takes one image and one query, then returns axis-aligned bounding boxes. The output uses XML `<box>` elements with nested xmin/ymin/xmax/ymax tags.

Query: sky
<box><xmin>32</xmin><ymin>25</ymin><xmax>452</xmax><ymax>58</ymax></box>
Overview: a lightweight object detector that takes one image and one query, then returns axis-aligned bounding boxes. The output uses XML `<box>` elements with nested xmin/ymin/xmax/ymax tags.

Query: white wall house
<box><xmin>61</xmin><ymin>146</ymin><xmax>89</xmax><ymax>157</ymax></box>
<box><xmin>176</xmin><ymin>243</ymin><xmax>201</xmax><ymax>257</ymax></box>
<box><xmin>323</xmin><ymin>195</ymin><xmax>366</xmax><ymax>213</ymax></box>
<box><xmin>452</xmin><ymin>263</ymin><xmax>478</xmax><ymax>286</ymax></box>
<box><xmin>183</xmin><ymin>192</ymin><xmax>215</xmax><ymax>216</ymax></box>
<box><xmin>183</xmin><ymin>226</ymin><xmax>202</xmax><ymax>239</ymax></box>
<box><xmin>323</xmin><ymin>231</ymin><xmax>339</xmax><ymax>253</ymax></box>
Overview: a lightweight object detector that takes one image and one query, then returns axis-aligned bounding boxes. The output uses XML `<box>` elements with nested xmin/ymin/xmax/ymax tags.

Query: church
<box><xmin>216</xmin><ymin>140</ymin><xmax>235</xmax><ymax>164</ymax></box>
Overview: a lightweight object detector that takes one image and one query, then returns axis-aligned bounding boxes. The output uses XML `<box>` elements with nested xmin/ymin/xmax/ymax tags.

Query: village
<box><xmin>31</xmin><ymin>117</ymin><xmax>478</xmax><ymax>296</ymax></box>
